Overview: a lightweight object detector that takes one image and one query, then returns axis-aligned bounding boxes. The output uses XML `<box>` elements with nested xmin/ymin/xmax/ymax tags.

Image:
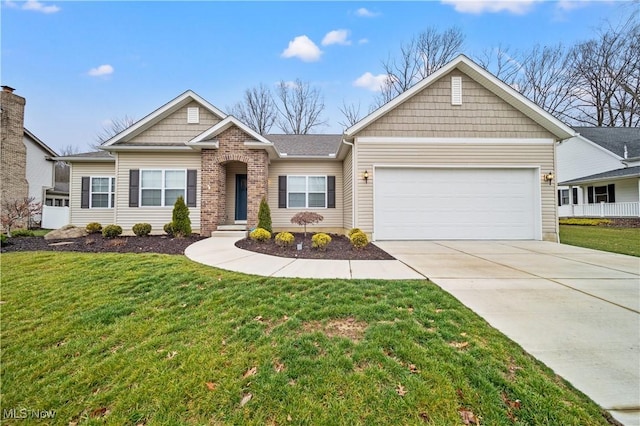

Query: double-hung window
<box><xmin>91</xmin><ymin>177</ymin><xmax>115</xmax><ymax>208</ymax></box>
<box><xmin>287</xmin><ymin>176</ymin><xmax>327</xmax><ymax>208</ymax></box>
<box><xmin>140</xmin><ymin>170</ymin><xmax>186</xmax><ymax>207</ymax></box>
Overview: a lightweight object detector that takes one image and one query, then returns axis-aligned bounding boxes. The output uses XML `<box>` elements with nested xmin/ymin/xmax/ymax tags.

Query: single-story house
<box><xmin>56</xmin><ymin>55</ymin><xmax>576</xmax><ymax>241</ymax></box>
<box><xmin>557</xmin><ymin>127</ymin><xmax>640</xmax><ymax>218</ymax></box>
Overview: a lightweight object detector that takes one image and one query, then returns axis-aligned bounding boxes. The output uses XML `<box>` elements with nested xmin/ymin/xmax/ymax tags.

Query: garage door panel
<box><xmin>374</xmin><ymin>168</ymin><xmax>538</xmax><ymax>240</ymax></box>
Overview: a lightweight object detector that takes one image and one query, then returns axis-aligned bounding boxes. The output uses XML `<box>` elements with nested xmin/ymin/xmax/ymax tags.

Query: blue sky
<box><xmin>1</xmin><ymin>0</ymin><xmax>632</xmax><ymax>153</ymax></box>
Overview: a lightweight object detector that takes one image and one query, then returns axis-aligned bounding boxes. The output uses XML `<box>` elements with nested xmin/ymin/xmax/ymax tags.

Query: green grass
<box><xmin>1</xmin><ymin>252</ymin><xmax>613</xmax><ymax>425</ymax></box>
<box><xmin>560</xmin><ymin>225</ymin><xmax>640</xmax><ymax>257</ymax></box>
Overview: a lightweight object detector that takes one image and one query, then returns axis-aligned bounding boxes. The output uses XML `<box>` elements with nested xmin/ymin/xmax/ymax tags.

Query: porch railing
<box><xmin>559</xmin><ymin>202</ymin><xmax>640</xmax><ymax>218</ymax></box>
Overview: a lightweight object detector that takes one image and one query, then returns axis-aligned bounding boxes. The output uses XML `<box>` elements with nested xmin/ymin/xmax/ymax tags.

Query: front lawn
<box><xmin>560</xmin><ymin>225</ymin><xmax>640</xmax><ymax>257</ymax></box>
<box><xmin>1</xmin><ymin>252</ymin><xmax>613</xmax><ymax>425</ymax></box>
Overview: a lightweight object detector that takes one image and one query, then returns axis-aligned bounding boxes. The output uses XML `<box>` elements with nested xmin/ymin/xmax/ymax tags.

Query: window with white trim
<box><xmin>559</xmin><ymin>189</ymin><xmax>570</xmax><ymax>206</ymax></box>
<box><xmin>594</xmin><ymin>185</ymin><xmax>609</xmax><ymax>203</ymax></box>
<box><xmin>287</xmin><ymin>176</ymin><xmax>327</xmax><ymax>208</ymax></box>
<box><xmin>91</xmin><ymin>177</ymin><xmax>115</xmax><ymax>208</ymax></box>
<box><xmin>140</xmin><ymin>170</ymin><xmax>186</xmax><ymax>207</ymax></box>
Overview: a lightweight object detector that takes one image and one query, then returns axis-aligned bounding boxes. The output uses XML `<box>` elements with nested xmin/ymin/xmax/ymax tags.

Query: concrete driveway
<box><xmin>375</xmin><ymin>240</ymin><xmax>640</xmax><ymax>426</ymax></box>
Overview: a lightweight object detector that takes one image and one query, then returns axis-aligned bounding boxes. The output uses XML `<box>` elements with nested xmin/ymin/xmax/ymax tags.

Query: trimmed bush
<box><xmin>311</xmin><ymin>233</ymin><xmax>332</xmax><ymax>251</ymax></box>
<box><xmin>102</xmin><ymin>224</ymin><xmax>123</xmax><ymax>238</ymax></box>
<box><xmin>11</xmin><ymin>229</ymin><xmax>35</xmax><ymax>237</ymax></box>
<box><xmin>257</xmin><ymin>197</ymin><xmax>272</xmax><ymax>233</ymax></box>
<box><xmin>250</xmin><ymin>227</ymin><xmax>271</xmax><ymax>242</ymax></box>
<box><xmin>86</xmin><ymin>222</ymin><xmax>102</xmax><ymax>234</ymax></box>
<box><xmin>275</xmin><ymin>231</ymin><xmax>295</xmax><ymax>247</ymax></box>
<box><xmin>348</xmin><ymin>228</ymin><xmax>363</xmax><ymax>238</ymax></box>
<box><xmin>559</xmin><ymin>218</ymin><xmax>612</xmax><ymax>226</ymax></box>
<box><xmin>163</xmin><ymin>222</ymin><xmax>175</xmax><ymax>236</ymax></box>
<box><xmin>171</xmin><ymin>196</ymin><xmax>192</xmax><ymax>237</ymax></box>
<box><xmin>350</xmin><ymin>231</ymin><xmax>369</xmax><ymax>249</ymax></box>
<box><xmin>132</xmin><ymin>223</ymin><xmax>152</xmax><ymax>237</ymax></box>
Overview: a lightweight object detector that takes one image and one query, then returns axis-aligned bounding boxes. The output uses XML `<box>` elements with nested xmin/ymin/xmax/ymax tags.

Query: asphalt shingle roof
<box><xmin>573</xmin><ymin>127</ymin><xmax>640</xmax><ymax>159</ymax></box>
<box><xmin>560</xmin><ymin>165</ymin><xmax>640</xmax><ymax>185</ymax></box>
<box><xmin>265</xmin><ymin>134</ymin><xmax>343</xmax><ymax>157</ymax></box>
<box><xmin>55</xmin><ymin>151</ymin><xmax>114</xmax><ymax>160</ymax></box>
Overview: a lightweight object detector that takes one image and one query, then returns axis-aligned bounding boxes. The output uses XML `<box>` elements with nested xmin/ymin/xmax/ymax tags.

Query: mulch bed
<box><xmin>235</xmin><ymin>232</ymin><xmax>395</xmax><ymax>260</ymax></box>
<box><xmin>1</xmin><ymin>234</ymin><xmax>206</xmax><ymax>255</ymax></box>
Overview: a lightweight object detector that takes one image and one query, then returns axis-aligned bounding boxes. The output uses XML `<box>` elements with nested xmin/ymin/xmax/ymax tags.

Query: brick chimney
<box><xmin>1</xmin><ymin>85</ymin><xmax>29</xmax><ymax>216</ymax></box>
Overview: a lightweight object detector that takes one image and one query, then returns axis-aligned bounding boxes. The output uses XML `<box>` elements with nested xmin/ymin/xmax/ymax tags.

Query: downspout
<box><xmin>342</xmin><ymin>139</ymin><xmax>355</xmax><ymax>231</ymax></box>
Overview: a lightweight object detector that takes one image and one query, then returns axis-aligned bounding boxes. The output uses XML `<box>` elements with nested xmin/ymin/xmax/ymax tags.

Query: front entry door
<box><xmin>235</xmin><ymin>174</ymin><xmax>248</xmax><ymax>221</ymax></box>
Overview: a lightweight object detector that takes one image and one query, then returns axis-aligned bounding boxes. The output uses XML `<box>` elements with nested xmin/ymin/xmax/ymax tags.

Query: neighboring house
<box><xmin>56</xmin><ymin>55</ymin><xmax>575</xmax><ymax>241</ymax></box>
<box><xmin>1</xmin><ymin>86</ymin><xmax>67</xmax><ymax>228</ymax></box>
<box><xmin>557</xmin><ymin>127</ymin><xmax>640</xmax><ymax>218</ymax></box>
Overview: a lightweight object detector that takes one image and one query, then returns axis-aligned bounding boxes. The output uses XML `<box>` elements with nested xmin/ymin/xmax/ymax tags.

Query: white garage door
<box><xmin>374</xmin><ymin>168</ymin><xmax>539</xmax><ymax>240</ymax></box>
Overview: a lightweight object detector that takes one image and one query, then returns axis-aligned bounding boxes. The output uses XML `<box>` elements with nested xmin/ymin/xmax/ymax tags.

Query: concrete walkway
<box><xmin>186</xmin><ymin>236</ymin><xmax>640</xmax><ymax>425</ymax></box>
<box><xmin>375</xmin><ymin>240</ymin><xmax>640</xmax><ymax>426</ymax></box>
<box><xmin>184</xmin><ymin>234</ymin><xmax>424</xmax><ymax>280</ymax></box>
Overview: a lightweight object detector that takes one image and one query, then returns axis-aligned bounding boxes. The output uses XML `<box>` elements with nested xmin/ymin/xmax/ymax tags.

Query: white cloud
<box><xmin>353</xmin><ymin>72</ymin><xmax>389</xmax><ymax>92</ymax></box>
<box><xmin>21</xmin><ymin>0</ymin><xmax>61</xmax><ymax>14</ymax></box>
<box><xmin>88</xmin><ymin>64</ymin><xmax>114</xmax><ymax>77</ymax></box>
<box><xmin>355</xmin><ymin>7</ymin><xmax>379</xmax><ymax>17</ymax></box>
<box><xmin>281</xmin><ymin>35</ymin><xmax>322</xmax><ymax>62</ymax></box>
<box><xmin>322</xmin><ymin>29</ymin><xmax>351</xmax><ymax>46</ymax></box>
<box><xmin>358</xmin><ymin>38</ymin><xmax>369</xmax><ymax>45</ymax></box>
<box><xmin>441</xmin><ymin>0</ymin><xmax>540</xmax><ymax>15</ymax></box>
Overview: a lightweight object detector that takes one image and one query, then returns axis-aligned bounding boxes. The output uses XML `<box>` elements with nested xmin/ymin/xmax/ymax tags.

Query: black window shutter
<box><xmin>129</xmin><ymin>169</ymin><xmax>139</xmax><ymax>207</ymax></box>
<box><xmin>278</xmin><ymin>176</ymin><xmax>287</xmax><ymax>208</ymax></box>
<box><xmin>557</xmin><ymin>189</ymin><xmax>562</xmax><ymax>207</ymax></box>
<box><xmin>607</xmin><ymin>184</ymin><xmax>616</xmax><ymax>203</ymax></box>
<box><xmin>81</xmin><ymin>177</ymin><xmax>90</xmax><ymax>209</ymax></box>
<box><xmin>327</xmin><ymin>176</ymin><xmax>336</xmax><ymax>208</ymax></box>
<box><xmin>572</xmin><ymin>188</ymin><xmax>578</xmax><ymax>205</ymax></box>
<box><xmin>187</xmin><ymin>170</ymin><xmax>197</xmax><ymax>207</ymax></box>
<box><xmin>587</xmin><ymin>186</ymin><xmax>594</xmax><ymax>204</ymax></box>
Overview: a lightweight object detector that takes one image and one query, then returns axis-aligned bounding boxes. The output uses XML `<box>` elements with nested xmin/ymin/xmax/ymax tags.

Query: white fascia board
<box><xmin>189</xmin><ymin>116</ymin><xmax>272</xmax><ymax>146</ymax></box>
<box><xmin>51</xmin><ymin>156</ymin><xmax>115</xmax><ymax>162</ymax></box>
<box><xmin>185</xmin><ymin>141</ymin><xmax>219</xmax><ymax>150</ymax></box>
<box><xmin>101</xmin><ymin>145</ymin><xmax>194</xmax><ymax>152</ymax></box>
<box><xmin>102</xmin><ymin>90</ymin><xmax>227</xmax><ymax>147</ymax></box>
<box><xmin>357</xmin><ymin>137</ymin><xmax>554</xmax><ymax>145</ymax></box>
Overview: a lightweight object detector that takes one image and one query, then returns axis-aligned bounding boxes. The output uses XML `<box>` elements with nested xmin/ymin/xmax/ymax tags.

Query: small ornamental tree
<box><xmin>171</xmin><ymin>196</ymin><xmax>192</xmax><ymax>238</ymax></box>
<box><xmin>257</xmin><ymin>197</ymin><xmax>272</xmax><ymax>233</ymax></box>
<box><xmin>290</xmin><ymin>212</ymin><xmax>324</xmax><ymax>238</ymax></box>
<box><xmin>1</xmin><ymin>197</ymin><xmax>42</xmax><ymax>237</ymax></box>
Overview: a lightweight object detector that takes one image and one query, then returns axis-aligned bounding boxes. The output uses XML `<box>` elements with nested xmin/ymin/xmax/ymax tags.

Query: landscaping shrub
<box><xmin>171</xmin><ymin>196</ymin><xmax>192</xmax><ymax>237</ymax></box>
<box><xmin>311</xmin><ymin>233</ymin><xmax>332</xmax><ymax>251</ymax></box>
<box><xmin>102</xmin><ymin>224</ymin><xmax>123</xmax><ymax>238</ymax></box>
<box><xmin>275</xmin><ymin>231</ymin><xmax>295</xmax><ymax>247</ymax></box>
<box><xmin>132</xmin><ymin>223</ymin><xmax>152</xmax><ymax>237</ymax></box>
<box><xmin>257</xmin><ymin>197</ymin><xmax>272</xmax><ymax>233</ymax></box>
<box><xmin>348</xmin><ymin>228</ymin><xmax>363</xmax><ymax>238</ymax></box>
<box><xmin>1</xmin><ymin>234</ymin><xmax>7</xmax><ymax>246</ymax></box>
<box><xmin>559</xmin><ymin>218</ymin><xmax>612</xmax><ymax>226</ymax></box>
<box><xmin>86</xmin><ymin>222</ymin><xmax>102</xmax><ymax>234</ymax></box>
<box><xmin>163</xmin><ymin>222</ymin><xmax>175</xmax><ymax>236</ymax></box>
<box><xmin>11</xmin><ymin>229</ymin><xmax>35</xmax><ymax>237</ymax></box>
<box><xmin>290</xmin><ymin>212</ymin><xmax>324</xmax><ymax>237</ymax></box>
<box><xmin>250</xmin><ymin>227</ymin><xmax>271</xmax><ymax>242</ymax></box>
<box><xmin>350</xmin><ymin>231</ymin><xmax>369</xmax><ymax>249</ymax></box>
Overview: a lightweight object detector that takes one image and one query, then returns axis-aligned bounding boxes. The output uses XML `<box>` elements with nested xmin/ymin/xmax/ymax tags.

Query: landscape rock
<box><xmin>44</xmin><ymin>225</ymin><xmax>88</xmax><ymax>240</ymax></box>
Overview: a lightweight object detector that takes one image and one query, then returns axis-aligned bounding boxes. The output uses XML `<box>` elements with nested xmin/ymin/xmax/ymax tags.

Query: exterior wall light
<box><xmin>543</xmin><ymin>171</ymin><xmax>554</xmax><ymax>185</ymax></box>
<box><xmin>363</xmin><ymin>170</ymin><xmax>369</xmax><ymax>183</ymax></box>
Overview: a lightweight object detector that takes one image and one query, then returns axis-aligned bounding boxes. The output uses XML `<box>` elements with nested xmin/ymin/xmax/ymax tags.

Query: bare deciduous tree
<box><xmin>96</xmin><ymin>115</ymin><xmax>136</xmax><ymax>144</ymax></box>
<box><xmin>475</xmin><ymin>45</ymin><xmax>522</xmax><ymax>87</ymax></box>
<box><xmin>230</xmin><ymin>83</ymin><xmax>278</xmax><ymax>134</ymax></box>
<box><xmin>55</xmin><ymin>144</ymin><xmax>82</xmax><ymax>183</ymax></box>
<box><xmin>1</xmin><ymin>197</ymin><xmax>42</xmax><ymax>235</ymax></box>
<box><xmin>375</xmin><ymin>26</ymin><xmax>465</xmax><ymax>107</ymax></box>
<box><xmin>275</xmin><ymin>79</ymin><xmax>327</xmax><ymax>134</ymax></box>
<box><xmin>338</xmin><ymin>101</ymin><xmax>363</xmax><ymax>130</ymax></box>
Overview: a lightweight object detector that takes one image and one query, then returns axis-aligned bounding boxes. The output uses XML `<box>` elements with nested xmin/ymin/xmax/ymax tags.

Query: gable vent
<box><xmin>187</xmin><ymin>107</ymin><xmax>200</xmax><ymax>124</ymax></box>
<box><xmin>451</xmin><ymin>76</ymin><xmax>462</xmax><ymax>105</ymax></box>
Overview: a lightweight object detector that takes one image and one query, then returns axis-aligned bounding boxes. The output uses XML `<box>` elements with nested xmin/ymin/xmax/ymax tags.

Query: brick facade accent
<box><xmin>0</xmin><ymin>87</ymin><xmax>28</xmax><ymax>225</ymax></box>
<box><xmin>200</xmin><ymin>126</ymin><xmax>269</xmax><ymax>236</ymax></box>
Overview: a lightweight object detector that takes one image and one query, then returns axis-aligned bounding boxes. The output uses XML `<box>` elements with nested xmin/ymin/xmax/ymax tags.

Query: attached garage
<box><xmin>373</xmin><ymin>167</ymin><xmax>541</xmax><ymax>240</ymax></box>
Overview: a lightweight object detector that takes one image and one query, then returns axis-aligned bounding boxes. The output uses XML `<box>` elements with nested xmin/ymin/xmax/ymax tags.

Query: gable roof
<box><xmin>24</xmin><ymin>128</ymin><xmax>57</xmax><ymax>157</ymax></box>
<box><xmin>560</xmin><ymin>165</ymin><xmax>640</xmax><ymax>186</ymax></box>
<box><xmin>52</xmin><ymin>151</ymin><xmax>115</xmax><ymax>162</ymax></box>
<box><xmin>101</xmin><ymin>90</ymin><xmax>226</xmax><ymax>147</ymax></box>
<box><xmin>572</xmin><ymin>127</ymin><xmax>640</xmax><ymax>159</ymax></box>
<box><xmin>345</xmin><ymin>54</ymin><xmax>576</xmax><ymax>141</ymax></box>
<box><xmin>266</xmin><ymin>134</ymin><xmax>342</xmax><ymax>157</ymax></box>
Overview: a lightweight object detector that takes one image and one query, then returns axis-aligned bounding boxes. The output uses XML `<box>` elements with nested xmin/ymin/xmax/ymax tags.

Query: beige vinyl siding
<box><xmin>342</xmin><ymin>147</ymin><xmax>353</xmax><ymax>229</ymax></box>
<box><xmin>355</xmin><ymin>141</ymin><xmax>557</xmax><ymax>240</ymax></box>
<box><xmin>225</xmin><ymin>162</ymin><xmax>247</xmax><ymax>224</ymax></box>
<box><xmin>357</xmin><ymin>70</ymin><xmax>555</xmax><ymax>140</ymax></box>
<box><xmin>115</xmin><ymin>152</ymin><xmax>201</xmax><ymax>234</ymax></box>
<box><xmin>69</xmin><ymin>162</ymin><xmax>116</xmax><ymax>227</ymax></box>
<box><xmin>128</xmin><ymin>102</ymin><xmax>221</xmax><ymax>144</ymax></box>
<box><xmin>268</xmin><ymin>160</ymin><xmax>344</xmax><ymax>232</ymax></box>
